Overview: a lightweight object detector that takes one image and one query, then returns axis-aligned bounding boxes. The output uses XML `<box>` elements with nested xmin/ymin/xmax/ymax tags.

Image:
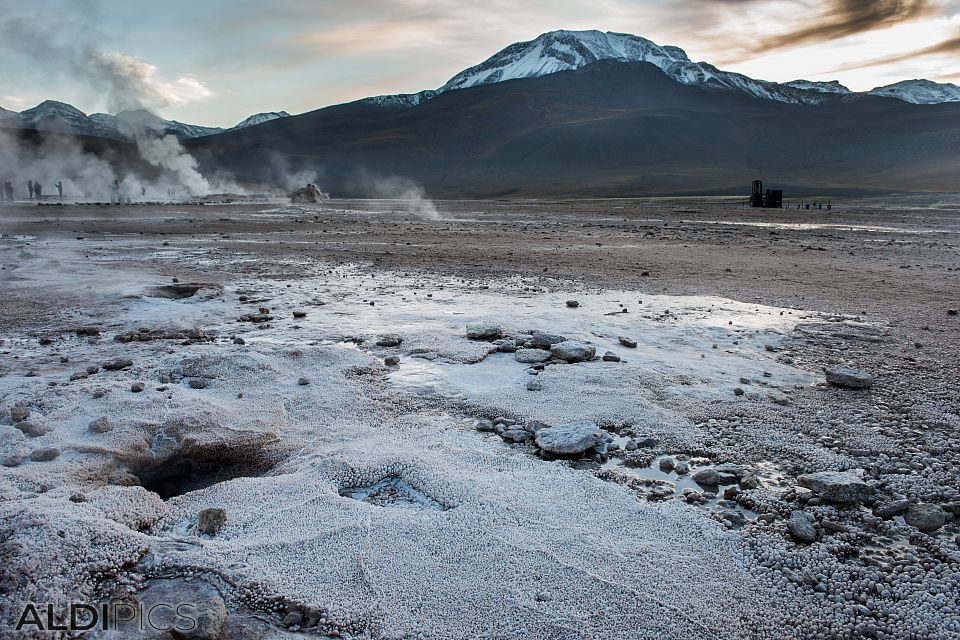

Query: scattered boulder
<box><xmin>873</xmin><ymin>499</ymin><xmax>909</xmax><ymax>519</ymax></box>
<box><xmin>376</xmin><ymin>334</ymin><xmax>403</xmax><ymax>347</ymax></box>
<box><xmin>292</xmin><ymin>310</ymin><xmax>307</xmax><ymax>318</ymax></box>
<box><xmin>692</xmin><ymin>468</ymin><xmax>722</xmax><ymax>486</ymax></box>
<box><xmin>29</xmin><ymin>447</ymin><xmax>60</xmax><ymax>462</ymax></box>
<box><xmin>466</xmin><ymin>323</ymin><xmax>503</xmax><ymax>340</ymax></box>
<box><xmin>130</xmin><ymin>382</ymin><xmax>145</xmax><ymax>393</ymax></box>
<box><xmin>14</xmin><ymin>421</ymin><xmax>48</xmax><ymax>438</ymax></box>
<box><xmin>103</xmin><ymin>358</ymin><xmax>133</xmax><ymax>371</ymax></box>
<box><xmin>526</xmin><ymin>379</ymin><xmax>542</xmax><ymax>391</ymax></box>
<box><xmin>515</xmin><ymin>348</ymin><xmax>551</xmax><ymax>364</ymax></box>
<box><xmin>618</xmin><ymin>336</ymin><xmax>637</xmax><ymax>348</ymax></box>
<box><xmin>88</xmin><ymin>416</ymin><xmax>113</xmax><ymax>433</ymax></box>
<box><xmin>797</xmin><ymin>470</ymin><xmax>872</xmax><ymax>505</ymax></box>
<box><xmin>197</xmin><ymin>508</ymin><xmax>228</xmax><ymax>536</ymax></box>
<box><xmin>188</xmin><ymin>378</ymin><xmax>209</xmax><ymax>389</ymax></box>
<box><xmin>549</xmin><ymin>341</ymin><xmax>596</xmax><ymax>363</ymax></box>
<box><xmin>384</xmin><ymin>356</ymin><xmax>400</xmax><ymax>366</ymax></box>
<box><xmin>565</xmin><ymin>300</ymin><xmax>580</xmax><ymax>308</ymax></box>
<box><xmin>787</xmin><ymin>510</ymin><xmax>818</xmax><ymax>543</ymax></box>
<box><xmin>825</xmin><ymin>367</ymin><xmax>873</xmax><ymax>389</ymax></box>
<box><xmin>534</xmin><ymin>421</ymin><xmax>601</xmax><ymax>455</ymax></box>
<box><xmin>525</xmin><ymin>332</ymin><xmax>566</xmax><ymax>350</ymax></box>
<box><xmin>904</xmin><ymin>503</ymin><xmax>946</xmax><ymax>532</ymax></box>
<box><xmin>9</xmin><ymin>405</ymin><xmax>30</xmax><ymax>423</ymax></box>
<box><xmin>601</xmin><ymin>351</ymin><xmax>620</xmax><ymax>362</ymax></box>
<box><xmin>297</xmin><ymin>377</ymin><xmax>311</xmax><ymax>386</ymax></box>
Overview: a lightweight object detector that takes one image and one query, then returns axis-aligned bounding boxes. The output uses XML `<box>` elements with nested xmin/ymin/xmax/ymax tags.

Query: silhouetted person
<box><xmin>56</xmin><ymin>181</ymin><xmax>63</xmax><ymax>198</ymax></box>
<box><xmin>27</xmin><ymin>180</ymin><xmax>34</xmax><ymax>199</ymax></box>
<box><xmin>34</xmin><ymin>182</ymin><xmax>42</xmax><ymax>199</ymax></box>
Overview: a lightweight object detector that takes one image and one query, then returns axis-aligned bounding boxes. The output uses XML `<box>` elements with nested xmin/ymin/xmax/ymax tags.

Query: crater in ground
<box><xmin>339</xmin><ymin>475</ymin><xmax>449</xmax><ymax>511</ymax></box>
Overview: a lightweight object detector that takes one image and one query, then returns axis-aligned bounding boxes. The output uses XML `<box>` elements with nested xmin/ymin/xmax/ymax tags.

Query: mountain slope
<box><xmin>363</xmin><ymin>30</ymin><xmax>960</xmax><ymax>109</ymax></box>
<box><xmin>189</xmin><ymin>60</ymin><xmax>960</xmax><ymax>197</ymax></box>
<box><xmin>867</xmin><ymin>80</ymin><xmax>960</xmax><ymax>104</ymax></box>
<box><xmin>0</xmin><ymin>101</ymin><xmax>290</xmax><ymax>140</ymax></box>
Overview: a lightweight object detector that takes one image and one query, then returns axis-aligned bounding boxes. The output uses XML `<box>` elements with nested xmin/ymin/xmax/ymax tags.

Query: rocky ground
<box><xmin>0</xmin><ymin>197</ymin><xmax>958</xmax><ymax>639</ymax></box>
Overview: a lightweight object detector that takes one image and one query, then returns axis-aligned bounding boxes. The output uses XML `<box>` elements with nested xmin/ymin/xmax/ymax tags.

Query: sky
<box><xmin>1</xmin><ymin>0</ymin><xmax>959</xmax><ymax>127</ymax></box>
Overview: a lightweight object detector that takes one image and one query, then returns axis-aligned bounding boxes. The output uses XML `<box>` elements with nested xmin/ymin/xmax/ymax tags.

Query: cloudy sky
<box><xmin>1</xmin><ymin>0</ymin><xmax>959</xmax><ymax>126</ymax></box>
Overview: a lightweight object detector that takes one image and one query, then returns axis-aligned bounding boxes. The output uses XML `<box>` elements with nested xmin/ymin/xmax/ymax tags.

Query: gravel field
<box><xmin>0</xmin><ymin>197</ymin><xmax>957</xmax><ymax>639</ymax></box>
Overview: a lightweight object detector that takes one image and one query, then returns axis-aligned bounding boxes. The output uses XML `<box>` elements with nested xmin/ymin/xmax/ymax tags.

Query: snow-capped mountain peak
<box><xmin>783</xmin><ymin>80</ymin><xmax>851</xmax><ymax>94</ymax></box>
<box><xmin>230</xmin><ymin>111</ymin><xmax>291</xmax><ymax>130</ymax></box>
<box><xmin>867</xmin><ymin>79</ymin><xmax>960</xmax><ymax>104</ymax></box>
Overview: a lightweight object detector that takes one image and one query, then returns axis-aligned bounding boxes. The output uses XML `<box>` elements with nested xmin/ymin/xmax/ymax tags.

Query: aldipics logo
<box><xmin>15</xmin><ymin>602</ymin><xmax>202</xmax><ymax>633</ymax></box>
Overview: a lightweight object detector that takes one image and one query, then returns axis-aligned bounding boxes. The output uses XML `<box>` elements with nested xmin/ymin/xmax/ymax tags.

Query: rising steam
<box><xmin>0</xmin><ymin>0</ymin><xmax>224</xmax><ymax>200</ymax></box>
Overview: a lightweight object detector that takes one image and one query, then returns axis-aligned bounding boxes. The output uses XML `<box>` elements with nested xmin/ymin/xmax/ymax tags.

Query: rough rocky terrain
<box><xmin>0</xmin><ymin>196</ymin><xmax>958</xmax><ymax>639</ymax></box>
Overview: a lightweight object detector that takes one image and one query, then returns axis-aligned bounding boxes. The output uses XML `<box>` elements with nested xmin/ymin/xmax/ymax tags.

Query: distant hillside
<box><xmin>187</xmin><ymin>60</ymin><xmax>960</xmax><ymax>197</ymax></box>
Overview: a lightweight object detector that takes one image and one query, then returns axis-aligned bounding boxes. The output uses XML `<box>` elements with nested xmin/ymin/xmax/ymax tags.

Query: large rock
<box><xmin>515</xmin><ymin>348</ymin><xmax>551</xmax><ymax>364</ymax></box>
<box><xmin>534</xmin><ymin>421</ymin><xmax>602</xmax><ymax>455</ymax></box>
<box><xmin>825</xmin><ymin>367</ymin><xmax>873</xmax><ymax>389</ymax></box>
<box><xmin>466</xmin><ymin>323</ymin><xmax>503</xmax><ymax>340</ymax></box>
<box><xmin>525</xmin><ymin>332</ymin><xmax>566</xmax><ymax>350</ymax></box>
<box><xmin>904</xmin><ymin>503</ymin><xmax>947</xmax><ymax>532</ymax></box>
<box><xmin>549</xmin><ymin>341</ymin><xmax>596</xmax><ymax>363</ymax></box>
<box><xmin>797</xmin><ymin>470</ymin><xmax>873</xmax><ymax>505</ymax></box>
<box><xmin>787</xmin><ymin>510</ymin><xmax>818</xmax><ymax>543</ymax></box>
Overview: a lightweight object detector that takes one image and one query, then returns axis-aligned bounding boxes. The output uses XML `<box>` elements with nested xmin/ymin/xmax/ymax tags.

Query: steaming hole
<box><xmin>130</xmin><ymin>443</ymin><xmax>281</xmax><ymax>500</ymax></box>
<box><xmin>338</xmin><ymin>475</ymin><xmax>449</xmax><ymax>511</ymax></box>
<box><xmin>150</xmin><ymin>283</ymin><xmax>205</xmax><ymax>299</ymax></box>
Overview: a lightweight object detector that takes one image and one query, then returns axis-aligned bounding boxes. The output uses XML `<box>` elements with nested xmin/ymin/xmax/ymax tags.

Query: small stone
<box><xmin>733</xmin><ymin>387</ymin><xmax>745</xmax><ymax>396</ymax></box>
<box><xmin>618</xmin><ymin>337</ymin><xmax>637</xmax><ymax>348</ymax></box>
<box><xmin>475</xmin><ymin>419</ymin><xmax>496</xmax><ymax>432</ymax></box>
<box><xmin>9</xmin><ymin>405</ymin><xmax>30</xmax><ymax>423</ymax></box>
<box><xmin>658</xmin><ymin>458</ymin><xmax>675</xmax><ymax>472</ymax></box>
<box><xmin>29</xmin><ymin>447</ymin><xmax>60</xmax><ymax>462</ymax></box>
<box><xmin>384</xmin><ymin>355</ymin><xmax>401</xmax><ymax>366</ymax></box>
<box><xmin>293</xmin><ymin>310</ymin><xmax>307</xmax><ymax>318</ymax></box>
<box><xmin>534</xmin><ymin>421</ymin><xmax>602</xmax><ymax>455</ymax></box>
<box><xmin>515</xmin><ymin>348</ymin><xmax>551</xmax><ymax>364</ymax></box>
<box><xmin>525</xmin><ymin>332</ymin><xmax>566</xmax><ymax>350</ymax></box>
<box><xmin>188</xmin><ymin>378</ymin><xmax>209</xmax><ymax>389</ymax></box>
<box><xmin>88</xmin><ymin>416</ymin><xmax>113</xmax><ymax>433</ymax></box>
<box><xmin>692</xmin><ymin>468</ymin><xmax>721</xmax><ymax>486</ymax></box>
<box><xmin>283</xmin><ymin>611</ymin><xmax>304</xmax><ymax>628</ymax></box>
<box><xmin>69</xmin><ymin>493</ymin><xmax>87</xmax><ymax>503</ymax></box>
<box><xmin>233</xmin><ymin>336</ymin><xmax>245</xmax><ymax>345</ymax></box>
<box><xmin>601</xmin><ymin>351</ymin><xmax>620</xmax><ymax>362</ymax></box>
<box><xmin>549</xmin><ymin>340</ymin><xmax>596</xmax><ymax>363</ymax></box>
<box><xmin>130</xmin><ymin>382</ymin><xmax>145</xmax><ymax>393</ymax></box>
<box><xmin>103</xmin><ymin>358</ymin><xmax>133</xmax><ymax>371</ymax></box>
<box><xmin>872</xmin><ymin>499</ymin><xmax>909</xmax><ymax>519</ymax></box>
<box><xmin>526</xmin><ymin>379</ymin><xmax>542</xmax><ymax>391</ymax></box>
<box><xmin>535</xmin><ymin>591</ymin><xmax>552</xmax><ymax>602</ymax></box>
<box><xmin>197</xmin><ymin>507</ymin><xmax>228</xmax><ymax>535</ymax></box>
<box><xmin>739</xmin><ymin>475</ymin><xmax>760</xmax><ymax>490</ymax></box>
<box><xmin>904</xmin><ymin>503</ymin><xmax>946</xmax><ymax>532</ymax></box>
<box><xmin>674</xmin><ymin>461</ymin><xmax>690</xmax><ymax>475</ymax></box>
<box><xmin>565</xmin><ymin>300</ymin><xmax>579</xmax><ymax>308</ymax></box>
<box><xmin>375</xmin><ymin>334</ymin><xmax>403</xmax><ymax>347</ymax></box>
<box><xmin>787</xmin><ymin>510</ymin><xmax>818</xmax><ymax>543</ymax></box>
<box><xmin>3</xmin><ymin>455</ymin><xmax>23</xmax><ymax>467</ymax></box>
<box><xmin>14</xmin><ymin>421</ymin><xmax>48</xmax><ymax>438</ymax></box>
<box><xmin>797</xmin><ymin>470</ymin><xmax>872</xmax><ymax>505</ymax></box>
<box><xmin>825</xmin><ymin>367</ymin><xmax>873</xmax><ymax>389</ymax></box>
<box><xmin>465</xmin><ymin>323</ymin><xmax>503</xmax><ymax>340</ymax></box>
<box><xmin>298</xmin><ymin>377</ymin><xmax>311</xmax><ymax>386</ymax></box>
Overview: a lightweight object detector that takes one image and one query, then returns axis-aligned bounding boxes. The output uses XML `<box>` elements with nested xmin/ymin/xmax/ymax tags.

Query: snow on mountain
<box><xmin>784</xmin><ymin>80</ymin><xmax>851</xmax><ymax>94</ymax></box>
<box><xmin>868</xmin><ymin>79</ymin><xmax>960</xmax><ymax>104</ymax></box>
<box><xmin>367</xmin><ymin>30</ymin><xmax>959</xmax><ymax>110</ymax></box>
<box><xmin>2</xmin><ymin>100</ymin><xmax>291</xmax><ymax>139</ymax></box>
<box><xmin>230</xmin><ymin>111</ymin><xmax>291</xmax><ymax>129</ymax></box>
<box><xmin>430</xmin><ymin>30</ymin><xmax>838</xmax><ymax>106</ymax></box>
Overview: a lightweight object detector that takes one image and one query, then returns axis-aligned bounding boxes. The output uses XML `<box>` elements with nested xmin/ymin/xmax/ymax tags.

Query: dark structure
<box><xmin>750</xmin><ymin>180</ymin><xmax>782</xmax><ymax>208</ymax></box>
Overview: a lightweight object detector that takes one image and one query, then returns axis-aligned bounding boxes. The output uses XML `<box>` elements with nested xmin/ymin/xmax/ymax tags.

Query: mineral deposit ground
<box><xmin>0</xmin><ymin>197</ymin><xmax>958</xmax><ymax>639</ymax></box>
